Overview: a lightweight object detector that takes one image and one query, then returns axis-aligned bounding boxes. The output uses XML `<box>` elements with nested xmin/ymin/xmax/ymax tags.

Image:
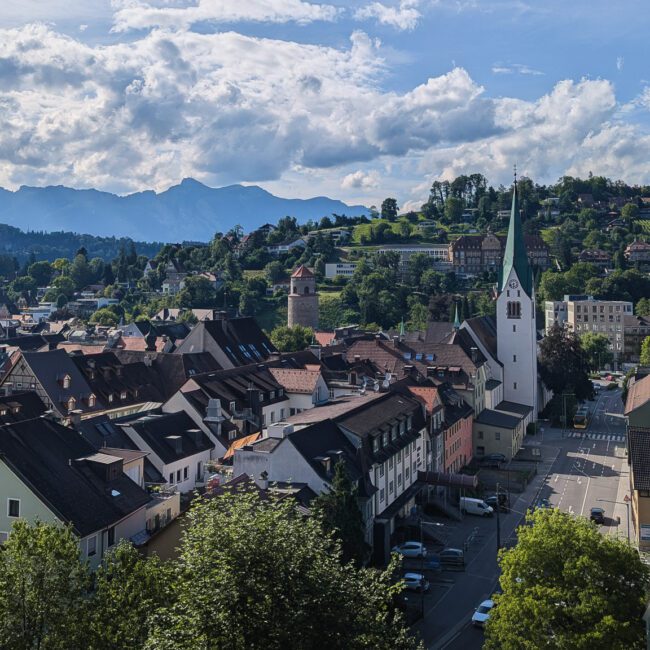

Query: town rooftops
<box><xmin>625</xmin><ymin>374</ymin><xmax>650</xmax><ymax>415</ymax></box>
<box><xmin>268</xmin><ymin>367</ymin><xmax>321</xmax><ymax>394</ymax></box>
<box><xmin>0</xmin><ymin>417</ymin><xmax>151</xmax><ymax>537</ymax></box>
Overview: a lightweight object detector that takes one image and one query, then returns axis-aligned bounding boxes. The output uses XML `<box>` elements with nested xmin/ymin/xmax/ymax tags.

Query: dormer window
<box><xmin>134</xmin><ymin>389</ymin><xmax>139</xmax><ymax>398</ymax></box>
<box><xmin>270</xmin><ymin>391</ymin><xmax>275</xmax><ymax>400</ymax></box>
<box><xmin>0</xmin><ymin>408</ymin><xmax>7</xmax><ymax>416</ymax></box>
<box><xmin>372</xmin><ymin>437</ymin><xmax>380</xmax><ymax>453</ymax></box>
<box><xmin>108</xmin><ymin>394</ymin><xmax>114</xmax><ymax>404</ymax></box>
<box><xmin>67</xmin><ymin>396</ymin><xmax>76</xmax><ymax>411</ymax></box>
<box><xmin>120</xmin><ymin>391</ymin><xmax>127</xmax><ymax>400</ymax></box>
<box><xmin>278</xmin><ymin>389</ymin><xmax>284</xmax><ymax>397</ymax></box>
<box><xmin>62</xmin><ymin>374</ymin><xmax>71</xmax><ymax>389</ymax></box>
<box><xmin>88</xmin><ymin>394</ymin><xmax>96</xmax><ymax>408</ymax></box>
<box><xmin>229</xmin><ymin>401</ymin><xmax>236</xmax><ymax>412</ymax></box>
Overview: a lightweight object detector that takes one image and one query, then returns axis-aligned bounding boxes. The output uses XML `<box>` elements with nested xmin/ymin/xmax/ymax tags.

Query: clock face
<box><xmin>509</xmin><ymin>279</ymin><xmax>519</xmax><ymax>289</ymax></box>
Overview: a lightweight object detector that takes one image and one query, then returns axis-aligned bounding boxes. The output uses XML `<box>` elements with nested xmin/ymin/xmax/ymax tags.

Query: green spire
<box><xmin>500</xmin><ymin>176</ymin><xmax>533</xmax><ymax>296</ymax></box>
<box><xmin>453</xmin><ymin>303</ymin><xmax>460</xmax><ymax>330</ymax></box>
<box><xmin>399</xmin><ymin>318</ymin><xmax>405</xmax><ymax>338</ymax></box>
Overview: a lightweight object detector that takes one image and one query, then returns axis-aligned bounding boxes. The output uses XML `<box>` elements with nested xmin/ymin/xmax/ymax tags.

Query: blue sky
<box><xmin>1</xmin><ymin>0</ymin><xmax>650</xmax><ymax>210</ymax></box>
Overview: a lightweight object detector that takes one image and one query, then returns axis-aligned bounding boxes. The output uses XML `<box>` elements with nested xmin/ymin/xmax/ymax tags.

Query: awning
<box><xmin>417</xmin><ymin>471</ymin><xmax>478</xmax><ymax>489</ymax></box>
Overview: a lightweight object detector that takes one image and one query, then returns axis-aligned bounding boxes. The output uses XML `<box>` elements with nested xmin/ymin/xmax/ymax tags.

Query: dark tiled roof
<box><xmin>424</xmin><ymin>322</ymin><xmax>455</xmax><ymax>343</ymax></box>
<box><xmin>464</xmin><ymin>315</ymin><xmax>498</xmax><ymax>362</ymax></box>
<box><xmin>475</xmin><ymin>409</ymin><xmax>520</xmax><ymax>429</ymax></box>
<box><xmin>337</xmin><ymin>392</ymin><xmax>423</xmax><ymax>437</ymax></box>
<box><xmin>0</xmin><ymin>417</ymin><xmax>151</xmax><ymax>536</ymax></box>
<box><xmin>485</xmin><ymin>379</ymin><xmax>502</xmax><ymax>390</ymax></box>
<box><xmin>121</xmin><ymin>411</ymin><xmax>214</xmax><ymax>464</ymax></box>
<box><xmin>0</xmin><ymin>333</ymin><xmax>64</xmax><ymax>351</ymax></box>
<box><xmin>496</xmin><ymin>401</ymin><xmax>533</xmax><ymax>418</ymax></box>
<box><xmin>0</xmin><ymin>391</ymin><xmax>47</xmax><ymax>425</ymax></box>
<box><xmin>628</xmin><ymin>427</ymin><xmax>650</xmax><ymax>491</ymax></box>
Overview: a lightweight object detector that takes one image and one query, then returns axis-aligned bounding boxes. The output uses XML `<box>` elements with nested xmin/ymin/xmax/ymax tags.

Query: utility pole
<box><xmin>496</xmin><ymin>482</ymin><xmax>501</xmax><ymax>552</ymax></box>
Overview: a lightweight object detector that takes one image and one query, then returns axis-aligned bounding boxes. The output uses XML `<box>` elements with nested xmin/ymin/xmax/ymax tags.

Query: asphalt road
<box><xmin>419</xmin><ymin>387</ymin><xmax>628</xmax><ymax>650</ymax></box>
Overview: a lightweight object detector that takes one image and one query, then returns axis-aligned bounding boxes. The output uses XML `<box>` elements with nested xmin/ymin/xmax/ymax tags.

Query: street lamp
<box><xmin>598</xmin><ymin>497</ymin><xmax>631</xmax><ymax>544</ymax></box>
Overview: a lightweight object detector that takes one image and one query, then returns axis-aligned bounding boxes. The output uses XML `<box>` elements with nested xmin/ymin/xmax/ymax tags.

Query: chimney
<box><xmin>315</xmin><ymin>455</ymin><xmax>331</xmax><ymax>474</ymax></box>
<box><xmin>247</xmin><ymin>385</ymin><xmax>261</xmax><ymax>417</ymax></box>
<box><xmin>392</xmin><ymin>335</ymin><xmax>399</xmax><ymax>348</ymax></box>
<box><xmin>403</xmin><ymin>365</ymin><xmax>414</xmax><ymax>376</ymax></box>
<box><xmin>375</xmin><ymin>334</ymin><xmax>381</xmax><ymax>346</ymax></box>
<box><xmin>470</xmin><ymin>347</ymin><xmax>478</xmax><ymax>363</ymax></box>
<box><xmin>145</xmin><ymin>333</ymin><xmax>157</xmax><ymax>352</ymax></box>
<box><xmin>268</xmin><ymin>422</ymin><xmax>293</xmax><ymax>439</ymax></box>
<box><xmin>68</xmin><ymin>409</ymin><xmax>82</xmax><ymax>427</ymax></box>
<box><xmin>188</xmin><ymin>428</ymin><xmax>203</xmax><ymax>446</ymax></box>
<box><xmin>349</xmin><ymin>371</ymin><xmax>357</xmax><ymax>386</ymax></box>
<box><xmin>204</xmin><ymin>398</ymin><xmax>224</xmax><ymax>424</ymax></box>
<box><xmin>258</xmin><ymin>470</ymin><xmax>269</xmax><ymax>490</ymax></box>
<box><xmin>166</xmin><ymin>435</ymin><xmax>182</xmax><ymax>454</ymax></box>
<box><xmin>354</xmin><ymin>354</ymin><xmax>361</xmax><ymax>363</ymax></box>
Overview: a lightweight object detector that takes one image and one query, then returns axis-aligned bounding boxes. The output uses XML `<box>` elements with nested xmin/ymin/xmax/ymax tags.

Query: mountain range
<box><xmin>0</xmin><ymin>179</ymin><xmax>368</xmax><ymax>243</ymax></box>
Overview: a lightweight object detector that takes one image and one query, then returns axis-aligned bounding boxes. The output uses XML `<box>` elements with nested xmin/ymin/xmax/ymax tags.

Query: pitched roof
<box><xmin>223</xmin><ymin>432</ymin><xmax>261</xmax><ymax>460</ymax></box>
<box><xmin>628</xmin><ymin>427</ymin><xmax>650</xmax><ymax>490</ymax></box>
<box><xmin>407</xmin><ymin>385</ymin><xmax>442</xmax><ymax>414</ymax></box>
<box><xmin>314</xmin><ymin>331</ymin><xmax>336</xmax><ymax>347</ymax></box>
<box><xmin>0</xmin><ymin>417</ymin><xmax>151</xmax><ymax>536</ymax></box>
<box><xmin>0</xmin><ymin>391</ymin><xmax>47</xmax><ymax>425</ymax></box>
<box><xmin>475</xmin><ymin>408</ymin><xmax>521</xmax><ymax>429</ymax></box>
<box><xmin>501</xmin><ymin>181</ymin><xmax>533</xmax><ymax>296</ymax></box>
<box><xmin>464</xmin><ymin>315</ymin><xmax>498</xmax><ymax>362</ymax></box>
<box><xmin>268</xmin><ymin>367</ymin><xmax>321</xmax><ymax>394</ymax></box>
<box><xmin>121</xmin><ymin>411</ymin><xmax>214</xmax><ymax>464</ymax></box>
<box><xmin>625</xmin><ymin>374</ymin><xmax>650</xmax><ymax>415</ymax></box>
<box><xmin>291</xmin><ymin>265</ymin><xmax>314</xmax><ymax>278</ymax></box>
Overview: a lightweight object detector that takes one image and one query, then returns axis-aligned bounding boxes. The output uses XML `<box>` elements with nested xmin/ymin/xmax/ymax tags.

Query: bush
<box><xmin>606</xmin><ymin>382</ymin><xmax>618</xmax><ymax>390</ymax></box>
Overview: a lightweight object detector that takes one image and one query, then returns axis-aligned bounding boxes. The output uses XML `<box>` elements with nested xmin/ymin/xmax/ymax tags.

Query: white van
<box><xmin>460</xmin><ymin>497</ymin><xmax>494</xmax><ymax>517</ymax></box>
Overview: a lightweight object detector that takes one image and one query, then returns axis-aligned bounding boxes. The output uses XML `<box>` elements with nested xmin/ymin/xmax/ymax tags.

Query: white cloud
<box><xmin>354</xmin><ymin>0</ymin><xmax>422</xmax><ymax>31</ymax></box>
<box><xmin>110</xmin><ymin>0</ymin><xmax>340</xmax><ymax>32</ymax></box>
<box><xmin>341</xmin><ymin>170</ymin><xmax>380</xmax><ymax>189</ymax></box>
<box><xmin>492</xmin><ymin>62</ymin><xmax>544</xmax><ymax>76</ymax></box>
<box><xmin>616</xmin><ymin>55</ymin><xmax>624</xmax><ymax>71</ymax></box>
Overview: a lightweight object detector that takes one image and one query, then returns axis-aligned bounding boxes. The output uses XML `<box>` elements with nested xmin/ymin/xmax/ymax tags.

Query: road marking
<box><xmin>568</xmin><ymin>505</ymin><xmax>574</xmax><ymax>514</ymax></box>
<box><xmin>554</xmin><ymin>475</ymin><xmax>558</xmax><ymax>483</ymax></box>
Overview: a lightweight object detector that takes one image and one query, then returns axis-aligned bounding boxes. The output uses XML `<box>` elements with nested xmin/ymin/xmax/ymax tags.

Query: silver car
<box><xmin>391</xmin><ymin>541</ymin><xmax>427</xmax><ymax>558</ymax></box>
<box><xmin>403</xmin><ymin>572</ymin><xmax>430</xmax><ymax>592</ymax></box>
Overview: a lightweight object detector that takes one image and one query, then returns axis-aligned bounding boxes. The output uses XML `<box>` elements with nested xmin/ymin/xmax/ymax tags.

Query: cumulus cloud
<box><xmin>341</xmin><ymin>170</ymin><xmax>380</xmax><ymax>189</ymax></box>
<box><xmin>354</xmin><ymin>0</ymin><xmax>422</xmax><ymax>31</ymax></box>
<box><xmin>110</xmin><ymin>0</ymin><xmax>340</xmax><ymax>31</ymax></box>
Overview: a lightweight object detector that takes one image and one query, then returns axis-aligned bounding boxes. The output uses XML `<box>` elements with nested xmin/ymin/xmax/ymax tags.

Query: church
<box><xmin>460</xmin><ymin>177</ymin><xmax>552</xmax><ymax>459</ymax></box>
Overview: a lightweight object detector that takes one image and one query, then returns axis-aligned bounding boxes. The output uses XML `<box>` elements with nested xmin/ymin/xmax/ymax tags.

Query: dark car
<box><xmin>485</xmin><ymin>494</ymin><xmax>509</xmax><ymax>512</ymax></box>
<box><xmin>590</xmin><ymin>507</ymin><xmax>605</xmax><ymax>524</ymax></box>
<box><xmin>481</xmin><ymin>453</ymin><xmax>507</xmax><ymax>468</ymax></box>
<box><xmin>438</xmin><ymin>548</ymin><xmax>465</xmax><ymax>567</ymax></box>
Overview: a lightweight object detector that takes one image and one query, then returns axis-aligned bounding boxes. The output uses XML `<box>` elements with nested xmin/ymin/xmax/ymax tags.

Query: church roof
<box><xmin>501</xmin><ymin>180</ymin><xmax>533</xmax><ymax>296</ymax></box>
<box><xmin>291</xmin><ymin>265</ymin><xmax>314</xmax><ymax>278</ymax></box>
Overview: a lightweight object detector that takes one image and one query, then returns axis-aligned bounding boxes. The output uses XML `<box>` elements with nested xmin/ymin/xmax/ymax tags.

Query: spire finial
<box><xmin>513</xmin><ymin>163</ymin><xmax>517</xmax><ymax>186</ymax></box>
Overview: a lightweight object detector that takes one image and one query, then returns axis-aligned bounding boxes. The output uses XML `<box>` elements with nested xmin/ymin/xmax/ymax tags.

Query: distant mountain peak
<box><xmin>0</xmin><ymin>181</ymin><xmax>367</xmax><ymax>242</ymax></box>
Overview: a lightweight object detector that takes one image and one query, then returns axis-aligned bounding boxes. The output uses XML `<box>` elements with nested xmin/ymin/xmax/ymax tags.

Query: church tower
<box><xmin>287</xmin><ymin>265</ymin><xmax>319</xmax><ymax>329</ymax></box>
<box><xmin>496</xmin><ymin>175</ymin><xmax>538</xmax><ymax>416</ymax></box>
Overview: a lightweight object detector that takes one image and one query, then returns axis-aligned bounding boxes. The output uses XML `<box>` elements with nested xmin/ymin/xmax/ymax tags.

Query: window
<box><xmin>7</xmin><ymin>499</ymin><xmax>20</xmax><ymax>518</ymax></box>
<box><xmin>405</xmin><ymin>467</ymin><xmax>410</xmax><ymax>480</ymax></box>
<box><xmin>397</xmin><ymin>473</ymin><xmax>402</xmax><ymax>486</ymax></box>
<box><xmin>382</xmin><ymin>432</ymin><xmax>388</xmax><ymax>447</ymax></box>
<box><xmin>0</xmin><ymin>532</ymin><xmax>8</xmax><ymax>544</ymax></box>
<box><xmin>280</xmin><ymin>408</ymin><xmax>285</xmax><ymax>420</ymax></box>
<box><xmin>379</xmin><ymin>464</ymin><xmax>384</xmax><ymax>478</ymax></box>
<box><xmin>478</xmin><ymin>430</ymin><xmax>484</xmax><ymax>440</ymax></box>
<box><xmin>512</xmin><ymin>324</ymin><xmax>516</xmax><ymax>332</ymax></box>
<box><xmin>389</xmin><ymin>457</ymin><xmax>394</xmax><ymax>469</ymax></box>
<box><xmin>88</xmin><ymin>393</ymin><xmax>96</xmax><ymax>407</ymax></box>
<box><xmin>380</xmin><ymin>488</ymin><xmax>385</xmax><ymax>502</ymax></box>
<box><xmin>87</xmin><ymin>535</ymin><xmax>97</xmax><ymax>557</ymax></box>
<box><xmin>176</xmin><ymin>470</ymin><xmax>182</xmax><ymax>483</ymax></box>
<box><xmin>67</xmin><ymin>396</ymin><xmax>76</xmax><ymax>411</ymax></box>
<box><xmin>507</xmin><ymin>301</ymin><xmax>521</xmax><ymax>319</ymax></box>
<box><xmin>230</xmin><ymin>401</ymin><xmax>236</xmax><ymax>412</ymax></box>
<box><xmin>197</xmin><ymin>461</ymin><xmax>202</xmax><ymax>481</ymax></box>
<box><xmin>62</xmin><ymin>374</ymin><xmax>71</xmax><ymax>389</ymax></box>
<box><xmin>513</xmin><ymin>382</ymin><xmax>517</xmax><ymax>390</ymax></box>
<box><xmin>269</xmin><ymin>391</ymin><xmax>275</xmax><ymax>400</ymax></box>
<box><xmin>389</xmin><ymin>481</ymin><xmax>394</xmax><ymax>494</ymax></box>
<box><xmin>107</xmin><ymin>527</ymin><xmax>115</xmax><ymax>547</ymax></box>
<box><xmin>513</xmin><ymin>354</ymin><xmax>517</xmax><ymax>363</ymax></box>
<box><xmin>108</xmin><ymin>394</ymin><xmax>114</xmax><ymax>404</ymax></box>
<box><xmin>495</xmin><ymin>432</ymin><xmax>501</xmax><ymax>440</ymax></box>
<box><xmin>183</xmin><ymin>466</ymin><xmax>189</xmax><ymax>480</ymax></box>
<box><xmin>120</xmin><ymin>391</ymin><xmax>127</xmax><ymax>400</ymax></box>
<box><xmin>373</xmin><ymin>437</ymin><xmax>380</xmax><ymax>453</ymax></box>
<box><xmin>270</xmin><ymin>411</ymin><xmax>275</xmax><ymax>424</ymax></box>
<box><xmin>169</xmin><ymin>472</ymin><xmax>174</xmax><ymax>484</ymax></box>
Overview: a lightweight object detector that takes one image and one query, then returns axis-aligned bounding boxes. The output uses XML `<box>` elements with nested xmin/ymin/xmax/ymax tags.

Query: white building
<box><xmin>325</xmin><ymin>262</ymin><xmax>358</xmax><ymax>279</ymax></box>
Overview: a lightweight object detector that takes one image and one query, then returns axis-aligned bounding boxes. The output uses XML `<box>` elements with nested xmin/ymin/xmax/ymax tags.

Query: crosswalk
<box><xmin>567</xmin><ymin>432</ymin><xmax>626</xmax><ymax>443</ymax></box>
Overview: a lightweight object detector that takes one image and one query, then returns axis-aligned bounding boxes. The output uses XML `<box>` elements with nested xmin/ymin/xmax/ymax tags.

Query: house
<box><xmin>625</xmin><ymin>374</ymin><xmax>650</xmax><ymax>428</ymax></box>
<box><xmin>578</xmin><ymin>249</ymin><xmax>611</xmax><ymax>268</ymax></box>
<box><xmin>118</xmin><ymin>411</ymin><xmax>214</xmax><ymax>493</ymax></box>
<box><xmin>161</xmin><ymin>259</ymin><xmax>188</xmax><ymax>295</ymax></box>
<box><xmin>473</xmin><ymin>407</ymin><xmax>526</xmax><ymax>461</ymax></box>
<box><xmin>625</xmin><ymin>241</ymin><xmax>650</xmax><ymax>263</ymax></box>
<box><xmin>627</xmin><ymin>426</ymin><xmax>650</xmax><ymax>549</ymax></box>
<box><xmin>0</xmin><ymin>417</ymin><xmax>151</xmax><ymax>568</ymax></box>
<box><xmin>268</xmin><ymin>365</ymin><xmax>329</xmax><ymax>414</ymax></box>
<box><xmin>266</xmin><ymin>238</ymin><xmax>307</xmax><ymax>255</ymax></box>
<box><xmin>175</xmin><ymin>316</ymin><xmax>277</xmax><ymax>368</ymax></box>
<box><xmin>624</xmin><ymin>315</ymin><xmax>650</xmax><ymax>363</ymax></box>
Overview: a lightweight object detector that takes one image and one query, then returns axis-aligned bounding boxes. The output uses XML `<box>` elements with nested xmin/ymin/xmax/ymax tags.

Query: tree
<box><xmin>381</xmin><ymin>198</ymin><xmax>399</xmax><ymax>222</ymax></box>
<box><xmin>443</xmin><ymin>197</ymin><xmax>463</xmax><ymax>223</ymax></box>
<box><xmin>485</xmin><ymin>509</ymin><xmax>649</xmax><ymax>650</ymax></box>
<box><xmin>90</xmin><ymin>307</ymin><xmax>120</xmax><ymax>327</ymax></box>
<box><xmin>636</xmin><ymin>297</ymin><xmax>650</xmax><ymax>316</ymax></box>
<box><xmin>539</xmin><ymin>324</ymin><xmax>593</xmax><ymax>401</ymax></box>
<box><xmin>312</xmin><ymin>460</ymin><xmax>369</xmax><ymax>567</ymax></box>
<box><xmin>622</xmin><ymin>202</ymin><xmax>640</xmax><ymax>221</ymax></box>
<box><xmin>177</xmin><ymin>275</ymin><xmax>217</xmax><ymax>308</ymax></box>
<box><xmin>264</xmin><ymin>261</ymin><xmax>286</xmax><ymax>284</ymax></box>
<box><xmin>270</xmin><ymin>325</ymin><xmax>313</xmax><ymax>352</ymax></box>
<box><xmin>0</xmin><ymin>521</ymin><xmax>90</xmax><ymax>650</ymax></box>
<box><xmin>580</xmin><ymin>332</ymin><xmax>614</xmax><ymax>370</ymax></box>
<box><xmin>640</xmin><ymin>336</ymin><xmax>650</xmax><ymax>366</ymax></box>
<box><xmin>89</xmin><ymin>542</ymin><xmax>170</xmax><ymax>650</ymax></box>
<box><xmin>56</xmin><ymin>293</ymin><xmax>68</xmax><ymax>309</ymax></box>
<box><xmin>27</xmin><ymin>260</ymin><xmax>53</xmax><ymax>286</ymax></box>
<box><xmin>146</xmin><ymin>490</ymin><xmax>418</xmax><ymax>650</ymax></box>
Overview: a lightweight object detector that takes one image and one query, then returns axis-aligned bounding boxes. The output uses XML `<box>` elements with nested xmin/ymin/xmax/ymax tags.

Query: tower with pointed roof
<box><xmin>288</xmin><ymin>265</ymin><xmax>319</xmax><ymax>329</ymax></box>
<box><xmin>496</xmin><ymin>173</ymin><xmax>538</xmax><ymax>416</ymax></box>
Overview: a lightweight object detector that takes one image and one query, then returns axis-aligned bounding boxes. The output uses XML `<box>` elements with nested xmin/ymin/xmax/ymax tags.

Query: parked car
<box><xmin>402</xmin><ymin>573</ymin><xmax>430</xmax><ymax>592</ymax></box>
<box><xmin>480</xmin><ymin>453</ymin><xmax>507</xmax><ymax>468</ymax></box>
<box><xmin>472</xmin><ymin>599</ymin><xmax>495</xmax><ymax>627</ymax></box>
<box><xmin>460</xmin><ymin>497</ymin><xmax>494</xmax><ymax>517</ymax></box>
<box><xmin>534</xmin><ymin>498</ymin><xmax>552</xmax><ymax>510</ymax></box>
<box><xmin>590</xmin><ymin>507</ymin><xmax>605</xmax><ymax>524</ymax></box>
<box><xmin>392</xmin><ymin>541</ymin><xmax>427</xmax><ymax>558</ymax></box>
<box><xmin>485</xmin><ymin>494</ymin><xmax>509</xmax><ymax>512</ymax></box>
<box><xmin>439</xmin><ymin>548</ymin><xmax>465</xmax><ymax>567</ymax></box>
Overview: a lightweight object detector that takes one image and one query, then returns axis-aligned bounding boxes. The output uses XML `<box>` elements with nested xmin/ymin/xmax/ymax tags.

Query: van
<box><xmin>460</xmin><ymin>497</ymin><xmax>494</xmax><ymax>517</ymax></box>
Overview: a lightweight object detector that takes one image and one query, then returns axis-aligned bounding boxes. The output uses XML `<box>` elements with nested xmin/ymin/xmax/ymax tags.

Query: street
<box><xmin>416</xmin><ymin>386</ymin><xmax>629</xmax><ymax>649</ymax></box>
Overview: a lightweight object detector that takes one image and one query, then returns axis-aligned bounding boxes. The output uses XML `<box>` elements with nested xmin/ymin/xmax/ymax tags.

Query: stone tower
<box><xmin>496</xmin><ymin>175</ymin><xmax>538</xmax><ymax>417</ymax></box>
<box><xmin>287</xmin><ymin>265</ymin><xmax>319</xmax><ymax>329</ymax></box>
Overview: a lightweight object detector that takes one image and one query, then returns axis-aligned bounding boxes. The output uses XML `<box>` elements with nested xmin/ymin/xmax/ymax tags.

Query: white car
<box><xmin>403</xmin><ymin>573</ymin><xmax>430</xmax><ymax>592</ymax></box>
<box><xmin>472</xmin><ymin>599</ymin><xmax>494</xmax><ymax>627</ymax></box>
<box><xmin>391</xmin><ymin>541</ymin><xmax>427</xmax><ymax>558</ymax></box>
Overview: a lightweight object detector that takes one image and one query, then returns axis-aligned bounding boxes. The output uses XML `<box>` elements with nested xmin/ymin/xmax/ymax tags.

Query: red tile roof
<box><xmin>314</xmin><ymin>331</ymin><xmax>335</xmax><ymax>346</ymax></box>
<box><xmin>625</xmin><ymin>374</ymin><xmax>650</xmax><ymax>415</ymax></box>
<box><xmin>291</xmin><ymin>265</ymin><xmax>314</xmax><ymax>278</ymax></box>
<box><xmin>269</xmin><ymin>367</ymin><xmax>321</xmax><ymax>394</ymax></box>
<box><xmin>407</xmin><ymin>386</ymin><xmax>442</xmax><ymax>414</ymax></box>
